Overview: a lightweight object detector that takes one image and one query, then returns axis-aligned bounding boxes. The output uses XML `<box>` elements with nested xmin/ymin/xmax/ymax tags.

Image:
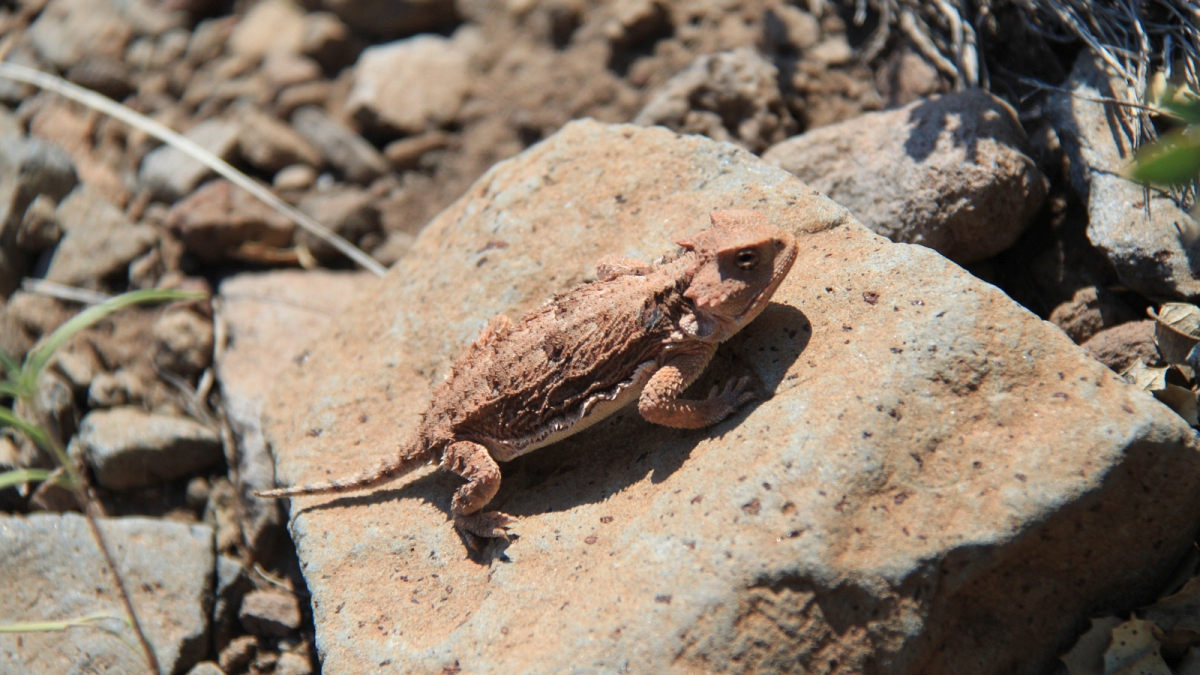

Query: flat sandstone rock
<box><xmin>263</xmin><ymin>120</ymin><xmax>1200</xmax><ymax>674</ymax></box>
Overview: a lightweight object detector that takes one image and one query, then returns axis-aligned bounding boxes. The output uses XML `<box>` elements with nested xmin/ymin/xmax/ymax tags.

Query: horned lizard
<box><xmin>258</xmin><ymin>209</ymin><xmax>798</xmax><ymax>548</ymax></box>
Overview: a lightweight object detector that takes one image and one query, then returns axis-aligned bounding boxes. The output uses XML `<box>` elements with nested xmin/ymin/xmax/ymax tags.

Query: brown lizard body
<box><xmin>257</xmin><ymin>209</ymin><xmax>798</xmax><ymax>548</ymax></box>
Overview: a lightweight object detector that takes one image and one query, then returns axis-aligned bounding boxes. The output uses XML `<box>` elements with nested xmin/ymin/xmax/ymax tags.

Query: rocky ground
<box><xmin>0</xmin><ymin>0</ymin><xmax>1198</xmax><ymax>674</ymax></box>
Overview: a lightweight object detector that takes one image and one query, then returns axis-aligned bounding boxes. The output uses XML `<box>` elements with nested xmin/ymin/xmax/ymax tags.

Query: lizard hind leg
<box><xmin>440</xmin><ymin>440</ymin><xmax>515</xmax><ymax>547</ymax></box>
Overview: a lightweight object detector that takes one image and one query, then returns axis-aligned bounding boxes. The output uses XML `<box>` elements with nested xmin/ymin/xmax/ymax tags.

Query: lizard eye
<box><xmin>735</xmin><ymin>248</ymin><xmax>759</xmax><ymax>270</ymax></box>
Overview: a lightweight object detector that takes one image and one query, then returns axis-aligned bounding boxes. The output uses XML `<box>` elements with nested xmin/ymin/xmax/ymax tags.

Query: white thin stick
<box><xmin>0</xmin><ymin>62</ymin><xmax>388</xmax><ymax>278</ymax></box>
<box><xmin>21</xmin><ymin>278</ymin><xmax>112</xmax><ymax>305</ymax></box>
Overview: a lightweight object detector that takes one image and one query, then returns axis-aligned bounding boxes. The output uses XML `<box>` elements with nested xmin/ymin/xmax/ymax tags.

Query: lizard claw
<box><xmin>454</xmin><ymin>511</ymin><xmax>516</xmax><ymax>550</ymax></box>
<box><xmin>711</xmin><ymin>376</ymin><xmax>758</xmax><ymax>409</ymax></box>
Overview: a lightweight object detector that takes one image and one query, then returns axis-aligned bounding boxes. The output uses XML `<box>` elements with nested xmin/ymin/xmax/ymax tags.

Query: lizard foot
<box><xmin>708</xmin><ymin>376</ymin><xmax>758</xmax><ymax>411</ymax></box>
<box><xmin>454</xmin><ymin>511</ymin><xmax>515</xmax><ymax>550</ymax></box>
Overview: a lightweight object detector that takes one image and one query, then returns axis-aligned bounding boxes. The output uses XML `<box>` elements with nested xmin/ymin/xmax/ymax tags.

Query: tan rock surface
<box><xmin>216</xmin><ymin>269</ymin><xmax>375</xmax><ymax>560</ymax></box>
<box><xmin>263</xmin><ymin>120</ymin><xmax>1200</xmax><ymax>674</ymax></box>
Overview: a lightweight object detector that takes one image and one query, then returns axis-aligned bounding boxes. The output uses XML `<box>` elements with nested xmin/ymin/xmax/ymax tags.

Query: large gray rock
<box><xmin>764</xmin><ymin>90</ymin><xmax>1046</xmax><ymax>264</ymax></box>
<box><xmin>0</xmin><ymin>513</ymin><xmax>214</xmax><ymax>675</ymax></box>
<box><xmin>45</xmin><ymin>185</ymin><xmax>156</xmax><ymax>289</ymax></box>
<box><xmin>215</xmin><ymin>269</ymin><xmax>374</xmax><ymax>561</ymax></box>
<box><xmin>78</xmin><ymin>407</ymin><xmax>222</xmax><ymax>490</ymax></box>
<box><xmin>263</xmin><ymin>120</ymin><xmax>1200</xmax><ymax>674</ymax></box>
<box><xmin>1045</xmin><ymin>54</ymin><xmax>1200</xmax><ymax>300</ymax></box>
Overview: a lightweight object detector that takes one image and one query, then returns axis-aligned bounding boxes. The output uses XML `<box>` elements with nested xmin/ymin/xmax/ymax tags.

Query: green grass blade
<box><xmin>22</xmin><ymin>288</ymin><xmax>206</xmax><ymax>387</ymax></box>
<box><xmin>0</xmin><ymin>468</ymin><xmax>54</xmax><ymax>490</ymax></box>
<box><xmin>0</xmin><ymin>381</ymin><xmax>21</xmax><ymax>399</ymax></box>
<box><xmin>1164</xmin><ymin>97</ymin><xmax>1200</xmax><ymax>126</ymax></box>
<box><xmin>0</xmin><ymin>350</ymin><xmax>19</xmax><ymax>378</ymax></box>
<box><xmin>1130</xmin><ymin>131</ymin><xmax>1200</xmax><ymax>187</ymax></box>
<box><xmin>0</xmin><ymin>407</ymin><xmax>50</xmax><ymax>450</ymax></box>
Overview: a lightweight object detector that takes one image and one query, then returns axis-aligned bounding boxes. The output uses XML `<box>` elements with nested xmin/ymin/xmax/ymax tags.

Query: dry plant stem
<box><xmin>80</xmin><ymin>495</ymin><xmax>162</xmax><ymax>675</ymax></box>
<box><xmin>39</xmin><ymin>429</ymin><xmax>162</xmax><ymax>675</ymax></box>
<box><xmin>0</xmin><ymin>62</ymin><xmax>387</xmax><ymax>278</ymax></box>
<box><xmin>21</xmin><ymin>278</ymin><xmax>112</xmax><ymax>305</ymax></box>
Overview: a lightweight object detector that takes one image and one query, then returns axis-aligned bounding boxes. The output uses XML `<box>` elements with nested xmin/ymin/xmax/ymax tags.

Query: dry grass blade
<box><xmin>21</xmin><ymin>278</ymin><xmax>112</xmax><ymax>305</ymax></box>
<box><xmin>0</xmin><ymin>61</ymin><xmax>387</xmax><ymax>278</ymax></box>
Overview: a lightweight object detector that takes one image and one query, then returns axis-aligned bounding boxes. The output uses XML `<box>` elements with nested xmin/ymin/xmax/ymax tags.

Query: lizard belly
<box><xmin>488</xmin><ymin>361</ymin><xmax>657</xmax><ymax>461</ymax></box>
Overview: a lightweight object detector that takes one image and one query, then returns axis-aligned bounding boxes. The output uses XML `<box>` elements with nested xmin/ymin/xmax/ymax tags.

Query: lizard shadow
<box><xmin>295</xmin><ymin>303</ymin><xmax>811</xmax><ymax>533</ymax></box>
<box><xmin>492</xmin><ymin>302</ymin><xmax>811</xmax><ymax>518</ymax></box>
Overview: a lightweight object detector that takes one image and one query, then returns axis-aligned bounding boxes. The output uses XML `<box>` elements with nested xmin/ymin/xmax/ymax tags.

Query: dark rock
<box><xmin>213</xmin><ymin>554</ymin><xmax>254</xmax><ymax>653</ymax></box>
<box><xmin>66</xmin><ymin>56</ymin><xmax>135</xmax><ymax>101</ymax></box>
<box><xmin>314</xmin><ymin>0</ymin><xmax>459</xmax><ymax>40</ymax></box>
<box><xmin>300</xmin><ymin>11</ymin><xmax>363</xmax><ymax>71</ymax></box>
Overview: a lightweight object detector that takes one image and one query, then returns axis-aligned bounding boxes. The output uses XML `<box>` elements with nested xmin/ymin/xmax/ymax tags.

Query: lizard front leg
<box><xmin>440</xmin><ymin>440</ymin><xmax>514</xmax><ymax>547</ymax></box>
<box><xmin>638</xmin><ymin>344</ymin><xmax>757</xmax><ymax>429</ymax></box>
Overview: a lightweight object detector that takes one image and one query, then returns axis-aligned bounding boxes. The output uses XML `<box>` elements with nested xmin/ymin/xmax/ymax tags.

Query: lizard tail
<box><xmin>255</xmin><ymin>446</ymin><xmax>434</xmax><ymax>499</ymax></box>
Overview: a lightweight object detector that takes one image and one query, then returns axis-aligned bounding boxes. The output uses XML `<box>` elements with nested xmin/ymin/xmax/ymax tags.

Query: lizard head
<box><xmin>676</xmin><ymin>209</ymin><xmax>798</xmax><ymax>342</ymax></box>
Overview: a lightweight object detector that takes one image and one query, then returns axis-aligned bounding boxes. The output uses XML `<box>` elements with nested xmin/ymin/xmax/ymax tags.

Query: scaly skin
<box><xmin>257</xmin><ymin>209</ymin><xmax>799</xmax><ymax>549</ymax></box>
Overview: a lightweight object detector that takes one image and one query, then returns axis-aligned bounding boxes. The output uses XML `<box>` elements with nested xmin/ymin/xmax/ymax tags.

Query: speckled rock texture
<box><xmin>263</xmin><ymin>120</ymin><xmax>1200</xmax><ymax>674</ymax></box>
<box><xmin>216</xmin><ymin>269</ymin><xmax>375</xmax><ymax>561</ymax></box>
<box><xmin>1045</xmin><ymin>54</ymin><xmax>1200</xmax><ymax>300</ymax></box>
<box><xmin>763</xmin><ymin>90</ymin><xmax>1046</xmax><ymax>264</ymax></box>
<box><xmin>0</xmin><ymin>513</ymin><xmax>214</xmax><ymax>674</ymax></box>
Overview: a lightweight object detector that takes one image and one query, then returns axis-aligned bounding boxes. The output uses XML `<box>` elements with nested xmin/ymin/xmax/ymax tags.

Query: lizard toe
<box><xmin>455</xmin><ymin>511</ymin><xmax>516</xmax><ymax>542</ymax></box>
